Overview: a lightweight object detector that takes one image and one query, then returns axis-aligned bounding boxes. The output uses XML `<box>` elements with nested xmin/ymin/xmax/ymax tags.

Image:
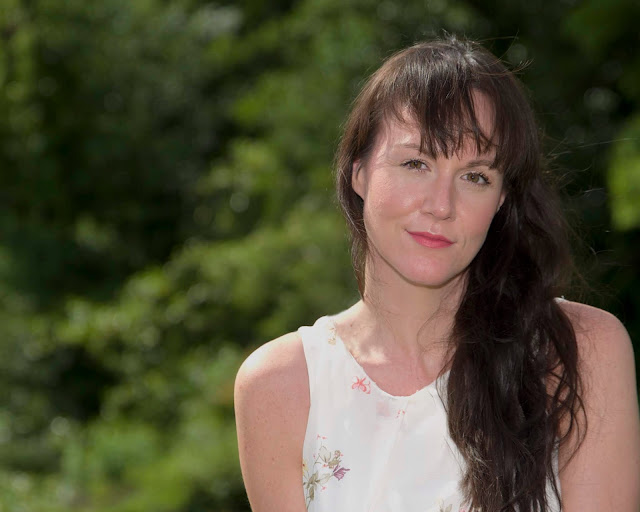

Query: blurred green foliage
<box><xmin>0</xmin><ymin>0</ymin><xmax>638</xmax><ymax>510</ymax></box>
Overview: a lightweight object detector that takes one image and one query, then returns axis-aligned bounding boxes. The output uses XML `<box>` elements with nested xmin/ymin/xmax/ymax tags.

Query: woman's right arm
<box><xmin>234</xmin><ymin>332</ymin><xmax>310</xmax><ymax>512</ymax></box>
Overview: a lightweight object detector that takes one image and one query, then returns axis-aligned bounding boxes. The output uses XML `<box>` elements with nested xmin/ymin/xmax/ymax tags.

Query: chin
<box><xmin>369</xmin><ymin>250</ymin><xmax>467</xmax><ymax>290</ymax></box>
<box><xmin>407</xmin><ymin>276</ymin><xmax>459</xmax><ymax>290</ymax></box>
<box><xmin>396</xmin><ymin>265</ymin><xmax>463</xmax><ymax>290</ymax></box>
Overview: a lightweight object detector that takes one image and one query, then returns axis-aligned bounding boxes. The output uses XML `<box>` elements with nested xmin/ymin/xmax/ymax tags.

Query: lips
<box><xmin>407</xmin><ymin>231</ymin><xmax>453</xmax><ymax>249</ymax></box>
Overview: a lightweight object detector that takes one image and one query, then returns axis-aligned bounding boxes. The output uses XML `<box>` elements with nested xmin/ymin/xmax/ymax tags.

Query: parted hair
<box><xmin>335</xmin><ymin>36</ymin><xmax>583</xmax><ymax>511</ymax></box>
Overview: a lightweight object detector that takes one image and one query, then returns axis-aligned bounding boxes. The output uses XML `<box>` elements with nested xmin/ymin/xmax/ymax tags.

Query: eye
<box><xmin>401</xmin><ymin>159</ymin><xmax>428</xmax><ymax>172</ymax></box>
<box><xmin>462</xmin><ymin>171</ymin><xmax>491</xmax><ymax>185</ymax></box>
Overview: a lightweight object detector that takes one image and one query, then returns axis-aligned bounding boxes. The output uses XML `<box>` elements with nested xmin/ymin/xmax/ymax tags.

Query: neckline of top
<box><xmin>319</xmin><ymin>315</ymin><xmax>450</xmax><ymax>401</ymax></box>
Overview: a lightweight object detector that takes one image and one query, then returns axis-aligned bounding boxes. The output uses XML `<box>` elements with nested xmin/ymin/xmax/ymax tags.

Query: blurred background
<box><xmin>0</xmin><ymin>0</ymin><xmax>638</xmax><ymax>510</ymax></box>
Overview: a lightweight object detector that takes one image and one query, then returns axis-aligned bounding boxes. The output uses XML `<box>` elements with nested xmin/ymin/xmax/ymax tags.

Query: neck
<box><xmin>357</xmin><ymin>256</ymin><xmax>464</xmax><ymax>360</ymax></box>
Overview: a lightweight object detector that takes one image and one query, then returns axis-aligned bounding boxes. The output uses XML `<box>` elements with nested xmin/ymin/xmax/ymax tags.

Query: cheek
<box><xmin>367</xmin><ymin>175</ymin><xmax>416</xmax><ymax>215</ymax></box>
<box><xmin>462</xmin><ymin>199</ymin><xmax>501</xmax><ymax>239</ymax></box>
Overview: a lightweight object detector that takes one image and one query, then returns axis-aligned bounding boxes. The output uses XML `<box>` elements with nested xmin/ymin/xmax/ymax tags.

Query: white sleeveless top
<box><xmin>298</xmin><ymin>315</ymin><xmax>561</xmax><ymax>512</ymax></box>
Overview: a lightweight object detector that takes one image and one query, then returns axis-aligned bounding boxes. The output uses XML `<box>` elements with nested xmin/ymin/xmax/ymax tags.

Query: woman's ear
<box><xmin>351</xmin><ymin>159</ymin><xmax>366</xmax><ymax>200</ymax></box>
<box><xmin>498</xmin><ymin>189</ymin><xmax>507</xmax><ymax>212</ymax></box>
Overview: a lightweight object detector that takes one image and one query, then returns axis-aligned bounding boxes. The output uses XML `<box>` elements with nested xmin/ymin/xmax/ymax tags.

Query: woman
<box><xmin>234</xmin><ymin>36</ymin><xmax>640</xmax><ymax>511</ymax></box>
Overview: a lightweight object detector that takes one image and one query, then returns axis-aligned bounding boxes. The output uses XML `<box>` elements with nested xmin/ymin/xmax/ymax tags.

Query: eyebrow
<box><xmin>395</xmin><ymin>143</ymin><xmax>497</xmax><ymax>169</ymax></box>
<box><xmin>466</xmin><ymin>159</ymin><xmax>497</xmax><ymax>169</ymax></box>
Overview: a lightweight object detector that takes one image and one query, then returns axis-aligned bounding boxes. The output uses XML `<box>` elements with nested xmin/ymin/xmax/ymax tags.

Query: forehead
<box><xmin>372</xmin><ymin>91</ymin><xmax>497</xmax><ymax>160</ymax></box>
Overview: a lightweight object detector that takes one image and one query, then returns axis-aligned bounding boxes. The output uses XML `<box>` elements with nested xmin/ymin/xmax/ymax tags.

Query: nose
<box><xmin>421</xmin><ymin>175</ymin><xmax>454</xmax><ymax>220</ymax></box>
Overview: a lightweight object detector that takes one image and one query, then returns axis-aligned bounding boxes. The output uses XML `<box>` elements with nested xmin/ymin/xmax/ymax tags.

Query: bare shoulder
<box><xmin>236</xmin><ymin>331</ymin><xmax>308</xmax><ymax>391</ymax></box>
<box><xmin>558</xmin><ymin>299</ymin><xmax>634</xmax><ymax>370</ymax></box>
<box><xmin>234</xmin><ymin>331</ymin><xmax>310</xmax><ymax>511</ymax></box>
<box><xmin>234</xmin><ymin>330</ymin><xmax>310</xmax><ymax>419</ymax></box>
<box><xmin>556</xmin><ymin>300</ymin><xmax>640</xmax><ymax>510</ymax></box>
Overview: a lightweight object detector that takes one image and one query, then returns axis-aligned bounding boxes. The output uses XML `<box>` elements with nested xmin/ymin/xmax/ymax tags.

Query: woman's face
<box><xmin>352</xmin><ymin>95</ymin><xmax>506</xmax><ymax>290</ymax></box>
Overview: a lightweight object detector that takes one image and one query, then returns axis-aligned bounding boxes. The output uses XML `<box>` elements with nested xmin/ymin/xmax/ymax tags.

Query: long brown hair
<box><xmin>335</xmin><ymin>36</ymin><xmax>583</xmax><ymax>511</ymax></box>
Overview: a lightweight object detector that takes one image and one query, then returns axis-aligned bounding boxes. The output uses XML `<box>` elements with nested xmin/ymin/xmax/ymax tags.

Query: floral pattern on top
<box><xmin>303</xmin><ymin>436</ymin><xmax>350</xmax><ymax>509</ymax></box>
<box><xmin>351</xmin><ymin>376</ymin><xmax>371</xmax><ymax>394</ymax></box>
<box><xmin>326</xmin><ymin>322</ymin><xmax>337</xmax><ymax>345</ymax></box>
